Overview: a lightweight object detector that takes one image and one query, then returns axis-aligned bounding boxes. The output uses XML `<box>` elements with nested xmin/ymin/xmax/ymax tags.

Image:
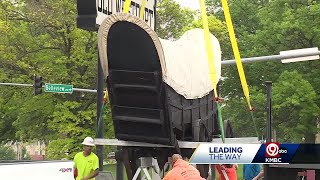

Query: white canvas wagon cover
<box><xmin>98</xmin><ymin>13</ymin><xmax>222</xmax><ymax>99</ymax></box>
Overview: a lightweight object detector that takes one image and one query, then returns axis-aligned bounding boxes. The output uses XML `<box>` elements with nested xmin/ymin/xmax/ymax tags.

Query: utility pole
<box><xmin>266</xmin><ymin>81</ymin><xmax>272</xmax><ymax>143</ymax></box>
<box><xmin>264</xmin><ymin>81</ymin><xmax>273</xmax><ymax>180</ymax></box>
<box><xmin>96</xmin><ymin>53</ymin><xmax>105</xmax><ymax>171</ymax></box>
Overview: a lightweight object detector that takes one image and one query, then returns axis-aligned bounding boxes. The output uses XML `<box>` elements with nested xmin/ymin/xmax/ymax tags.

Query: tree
<box><xmin>156</xmin><ymin>0</ymin><xmax>195</xmax><ymax>39</ymax></box>
<box><xmin>0</xmin><ymin>0</ymin><xmax>198</xmax><ymax>159</ymax></box>
<box><xmin>45</xmin><ymin>138</ymin><xmax>78</xmax><ymax>160</ymax></box>
<box><xmin>204</xmin><ymin>0</ymin><xmax>320</xmax><ymax>93</ymax></box>
<box><xmin>189</xmin><ymin>15</ymin><xmax>232</xmax><ymax>59</ymax></box>
<box><xmin>222</xmin><ymin>86</ymin><xmax>266</xmax><ymax>138</ymax></box>
<box><xmin>0</xmin><ymin>145</ymin><xmax>16</xmax><ymax>160</ymax></box>
<box><xmin>225</xmin><ymin>71</ymin><xmax>320</xmax><ymax>143</ymax></box>
<box><xmin>203</xmin><ymin>0</ymin><xmax>320</xmax><ymax>141</ymax></box>
<box><xmin>21</xmin><ymin>146</ymin><xmax>31</xmax><ymax>160</ymax></box>
<box><xmin>272</xmin><ymin>71</ymin><xmax>319</xmax><ymax>143</ymax></box>
<box><xmin>1</xmin><ymin>0</ymin><xmax>318</xmax><ymax>157</ymax></box>
<box><xmin>0</xmin><ymin>0</ymin><xmax>100</xmax><ymax>157</ymax></box>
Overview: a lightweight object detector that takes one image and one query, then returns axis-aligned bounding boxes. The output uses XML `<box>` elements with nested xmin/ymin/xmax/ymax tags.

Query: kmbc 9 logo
<box><xmin>265</xmin><ymin>142</ymin><xmax>287</xmax><ymax>163</ymax></box>
<box><xmin>266</xmin><ymin>142</ymin><xmax>287</xmax><ymax>157</ymax></box>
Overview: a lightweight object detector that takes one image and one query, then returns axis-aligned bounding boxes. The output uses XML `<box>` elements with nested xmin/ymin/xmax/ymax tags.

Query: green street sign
<box><xmin>45</xmin><ymin>84</ymin><xmax>73</xmax><ymax>93</ymax></box>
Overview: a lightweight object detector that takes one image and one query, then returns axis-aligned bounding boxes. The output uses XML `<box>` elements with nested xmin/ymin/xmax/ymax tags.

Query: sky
<box><xmin>174</xmin><ymin>0</ymin><xmax>200</xmax><ymax>10</ymax></box>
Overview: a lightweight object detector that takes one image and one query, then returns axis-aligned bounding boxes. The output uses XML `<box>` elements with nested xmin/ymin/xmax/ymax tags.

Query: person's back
<box><xmin>163</xmin><ymin>157</ymin><xmax>205</xmax><ymax>180</ymax></box>
<box><xmin>243</xmin><ymin>164</ymin><xmax>260</xmax><ymax>180</ymax></box>
<box><xmin>216</xmin><ymin>164</ymin><xmax>237</xmax><ymax>180</ymax></box>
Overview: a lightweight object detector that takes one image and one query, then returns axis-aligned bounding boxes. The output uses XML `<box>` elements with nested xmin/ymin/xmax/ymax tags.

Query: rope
<box><xmin>217</xmin><ymin>103</ymin><xmax>225</xmax><ymax>141</ymax></box>
<box><xmin>251</xmin><ymin>111</ymin><xmax>260</xmax><ymax>139</ymax></box>
<box><xmin>123</xmin><ymin>0</ymin><xmax>131</xmax><ymax>13</ymax></box>
<box><xmin>199</xmin><ymin>0</ymin><xmax>225</xmax><ymax>143</ymax></box>
<box><xmin>96</xmin><ymin>102</ymin><xmax>107</xmax><ymax>138</ymax></box>
<box><xmin>139</xmin><ymin>0</ymin><xmax>146</xmax><ymax>19</ymax></box>
<box><xmin>220</xmin><ymin>0</ymin><xmax>253</xmax><ymax>111</ymax></box>
<box><xmin>220</xmin><ymin>0</ymin><xmax>260</xmax><ymax>138</ymax></box>
<box><xmin>96</xmin><ymin>90</ymin><xmax>109</xmax><ymax>137</ymax></box>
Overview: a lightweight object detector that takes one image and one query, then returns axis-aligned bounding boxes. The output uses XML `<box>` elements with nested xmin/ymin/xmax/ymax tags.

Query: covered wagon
<box><xmin>97</xmin><ymin>13</ymin><xmax>231</xmax><ymax>178</ymax></box>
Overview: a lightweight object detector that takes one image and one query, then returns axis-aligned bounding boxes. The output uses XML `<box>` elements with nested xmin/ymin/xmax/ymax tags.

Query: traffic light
<box><xmin>33</xmin><ymin>75</ymin><xmax>43</xmax><ymax>95</ymax></box>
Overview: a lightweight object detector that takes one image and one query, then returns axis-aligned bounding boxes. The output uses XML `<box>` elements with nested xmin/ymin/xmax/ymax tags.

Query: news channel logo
<box><xmin>265</xmin><ymin>142</ymin><xmax>288</xmax><ymax>163</ymax></box>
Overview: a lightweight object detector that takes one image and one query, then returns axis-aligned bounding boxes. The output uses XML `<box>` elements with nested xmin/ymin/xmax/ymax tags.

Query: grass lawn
<box><xmin>236</xmin><ymin>164</ymin><xmax>243</xmax><ymax>179</ymax></box>
<box><xmin>104</xmin><ymin>164</ymin><xmax>244</xmax><ymax>180</ymax></box>
<box><xmin>103</xmin><ymin>164</ymin><xmax>127</xmax><ymax>180</ymax></box>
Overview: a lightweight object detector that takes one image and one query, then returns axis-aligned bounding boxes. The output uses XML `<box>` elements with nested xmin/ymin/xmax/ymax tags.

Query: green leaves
<box><xmin>0</xmin><ymin>0</ymin><xmax>100</xmax><ymax>156</ymax></box>
<box><xmin>190</xmin><ymin>15</ymin><xmax>232</xmax><ymax>58</ymax></box>
<box><xmin>1</xmin><ymin>0</ymin><xmax>319</xmax><ymax>160</ymax></box>
<box><xmin>0</xmin><ymin>145</ymin><xmax>16</xmax><ymax>160</ymax></box>
<box><xmin>156</xmin><ymin>0</ymin><xmax>195</xmax><ymax>39</ymax></box>
<box><xmin>204</xmin><ymin>0</ymin><xmax>320</xmax><ymax>142</ymax></box>
<box><xmin>272</xmin><ymin>71</ymin><xmax>319</xmax><ymax>143</ymax></box>
<box><xmin>50</xmin><ymin>100</ymin><xmax>96</xmax><ymax>137</ymax></box>
<box><xmin>45</xmin><ymin>138</ymin><xmax>80</xmax><ymax>160</ymax></box>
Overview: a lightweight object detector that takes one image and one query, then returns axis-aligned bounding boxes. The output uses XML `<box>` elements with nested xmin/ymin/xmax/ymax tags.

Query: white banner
<box><xmin>189</xmin><ymin>143</ymin><xmax>261</xmax><ymax>164</ymax></box>
<box><xmin>96</xmin><ymin>0</ymin><xmax>156</xmax><ymax>29</ymax></box>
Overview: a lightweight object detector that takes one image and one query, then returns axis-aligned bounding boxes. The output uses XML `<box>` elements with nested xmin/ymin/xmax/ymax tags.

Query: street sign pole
<box><xmin>0</xmin><ymin>82</ymin><xmax>98</xmax><ymax>93</ymax></box>
<box><xmin>264</xmin><ymin>81</ymin><xmax>273</xmax><ymax>180</ymax></box>
<box><xmin>96</xmin><ymin>51</ymin><xmax>105</xmax><ymax>172</ymax></box>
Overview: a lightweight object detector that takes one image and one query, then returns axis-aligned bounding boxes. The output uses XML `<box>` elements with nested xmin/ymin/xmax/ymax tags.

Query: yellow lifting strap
<box><xmin>199</xmin><ymin>0</ymin><xmax>218</xmax><ymax>98</ymax></box>
<box><xmin>140</xmin><ymin>0</ymin><xmax>146</xmax><ymax>19</ymax></box>
<box><xmin>124</xmin><ymin>0</ymin><xmax>146</xmax><ymax>20</ymax></box>
<box><xmin>123</xmin><ymin>0</ymin><xmax>131</xmax><ymax>13</ymax></box>
<box><xmin>220</xmin><ymin>0</ymin><xmax>253</xmax><ymax>111</ymax></box>
<box><xmin>199</xmin><ymin>0</ymin><xmax>225</xmax><ymax>143</ymax></box>
<box><xmin>220</xmin><ymin>0</ymin><xmax>259</xmax><ymax>137</ymax></box>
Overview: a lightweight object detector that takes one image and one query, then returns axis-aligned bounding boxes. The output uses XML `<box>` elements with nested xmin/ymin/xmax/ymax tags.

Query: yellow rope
<box><xmin>199</xmin><ymin>0</ymin><xmax>225</xmax><ymax>143</ymax></box>
<box><xmin>220</xmin><ymin>0</ymin><xmax>253</xmax><ymax>111</ymax></box>
<box><xmin>140</xmin><ymin>0</ymin><xmax>146</xmax><ymax>19</ymax></box>
<box><xmin>199</xmin><ymin>0</ymin><xmax>218</xmax><ymax>98</ymax></box>
<box><xmin>123</xmin><ymin>0</ymin><xmax>131</xmax><ymax>13</ymax></box>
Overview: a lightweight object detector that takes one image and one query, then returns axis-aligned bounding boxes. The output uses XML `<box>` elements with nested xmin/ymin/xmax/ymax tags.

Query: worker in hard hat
<box><xmin>163</xmin><ymin>154</ymin><xmax>206</xmax><ymax>180</ymax></box>
<box><xmin>74</xmin><ymin>137</ymin><xmax>99</xmax><ymax>180</ymax></box>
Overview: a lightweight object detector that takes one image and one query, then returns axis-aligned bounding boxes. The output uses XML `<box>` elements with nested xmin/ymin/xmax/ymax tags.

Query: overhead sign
<box><xmin>45</xmin><ymin>84</ymin><xmax>73</xmax><ymax>94</ymax></box>
<box><xmin>96</xmin><ymin>0</ymin><xmax>156</xmax><ymax>30</ymax></box>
